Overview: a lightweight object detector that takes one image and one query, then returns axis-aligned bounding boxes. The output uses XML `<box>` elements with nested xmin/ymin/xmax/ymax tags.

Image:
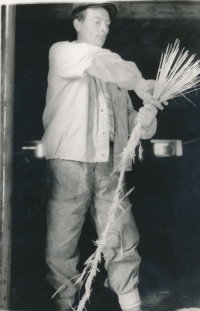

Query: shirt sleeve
<box><xmin>49</xmin><ymin>41</ymin><xmax>143</xmax><ymax>90</ymax></box>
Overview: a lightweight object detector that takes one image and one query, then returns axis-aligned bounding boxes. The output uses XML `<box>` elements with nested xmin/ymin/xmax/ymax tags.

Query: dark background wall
<box><xmin>11</xmin><ymin>2</ymin><xmax>200</xmax><ymax>310</ymax></box>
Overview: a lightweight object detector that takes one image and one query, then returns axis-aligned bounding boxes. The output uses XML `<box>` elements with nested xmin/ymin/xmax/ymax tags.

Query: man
<box><xmin>42</xmin><ymin>3</ymin><xmax>165</xmax><ymax>311</ymax></box>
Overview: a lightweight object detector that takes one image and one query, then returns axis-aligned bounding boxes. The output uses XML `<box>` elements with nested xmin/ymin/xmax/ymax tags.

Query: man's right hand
<box><xmin>133</xmin><ymin>77</ymin><xmax>155</xmax><ymax>100</ymax></box>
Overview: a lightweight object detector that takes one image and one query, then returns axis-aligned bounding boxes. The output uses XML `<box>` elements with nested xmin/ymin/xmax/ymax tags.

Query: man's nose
<box><xmin>101</xmin><ymin>23</ymin><xmax>109</xmax><ymax>33</ymax></box>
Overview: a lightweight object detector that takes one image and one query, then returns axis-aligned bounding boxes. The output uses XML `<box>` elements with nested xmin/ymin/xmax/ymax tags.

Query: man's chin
<box><xmin>96</xmin><ymin>43</ymin><xmax>104</xmax><ymax>47</ymax></box>
<box><xmin>95</xmin><ymin>41</ymin><xmax>105</xmax><ymax>47</ymax></box>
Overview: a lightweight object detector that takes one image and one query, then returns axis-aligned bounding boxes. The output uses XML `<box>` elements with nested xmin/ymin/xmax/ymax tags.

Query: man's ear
<box><xmin>73</xmin><ymin>19</ymin><xmax>81</xmax><ymax>32</ymax></box>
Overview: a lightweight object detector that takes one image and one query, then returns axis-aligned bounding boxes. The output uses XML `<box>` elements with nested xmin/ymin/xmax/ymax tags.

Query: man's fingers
<box><xmin>143</xmin><ymin>99</ymin><xmax>169</xmax><ymax>110</ymax></box>
<box><xmin>163</xmin><ymin>100</ymin><xmax>169</xmax><ymax>106</ymax></box>
<box><xmin>142</xmin><ymin>104</ymin><xmax>158</xmax><ymax>116</ymax></box>
<box><xmin>138</xmin><ymin>105</ymin><xmax>158</xmax><ymax>125</ymax></box>
<box><xmin>143</xmin><ymin>98</ymin><xmax>160</xmax><ymax>108</ymax></box>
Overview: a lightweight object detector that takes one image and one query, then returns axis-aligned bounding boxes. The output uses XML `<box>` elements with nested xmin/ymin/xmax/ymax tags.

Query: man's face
<box><xmin>74</xmin><ymin>7</ymin><xmax>111</xmax><ymax>47</ymax></box>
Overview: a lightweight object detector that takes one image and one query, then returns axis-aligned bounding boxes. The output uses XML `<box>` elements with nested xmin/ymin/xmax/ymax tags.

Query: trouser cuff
<box><xmin>118</xmin><ymin>288</ymin><xmax>141</xmax><ymax>310</ymax></box>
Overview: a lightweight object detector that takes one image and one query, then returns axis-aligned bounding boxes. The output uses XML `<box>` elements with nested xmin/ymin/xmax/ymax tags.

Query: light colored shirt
<box><xmin>42</xmin><ymin>41</ymin><xmax>157</xmax><ymax>170</ymax></box>
<box><xmin>95</xmin><ymin>78</ymin><xmax>115</xmax><ymax>142</ymax></box>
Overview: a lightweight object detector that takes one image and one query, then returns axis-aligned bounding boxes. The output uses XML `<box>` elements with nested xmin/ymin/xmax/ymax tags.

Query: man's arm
<box><xmin>49</xmin><ymin>42</ymin><xmax>154</xmax><ymax>97</ymax></box>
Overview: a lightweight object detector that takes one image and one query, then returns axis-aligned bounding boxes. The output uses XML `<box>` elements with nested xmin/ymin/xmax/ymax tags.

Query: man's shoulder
<box><xmin>49</xmin><ymin>41</ymin><xmax>97</xmax><ymax>58</ymax></box>
<box><xmin>49</xmin><ymin>41</ymin><xmax>73</xmax><ymax>54</ymax></box>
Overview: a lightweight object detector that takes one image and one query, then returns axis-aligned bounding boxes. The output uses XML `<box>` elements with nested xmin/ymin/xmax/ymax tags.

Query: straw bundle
<box><xmin>153</xmin><ymin>39</ymin><xmax>200</xmax><ymax>102</ymax></box>
<box><xmin>54</xmin><ymin>40</ymin><xmax>200</xmax><ymax>311</ymax></box>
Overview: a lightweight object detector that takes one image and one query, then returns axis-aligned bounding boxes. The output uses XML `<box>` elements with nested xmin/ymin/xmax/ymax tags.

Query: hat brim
<box><xmin>71</xmin><ymin>3</ymin><xmax>118</xmax><ymax>19</ymax></box>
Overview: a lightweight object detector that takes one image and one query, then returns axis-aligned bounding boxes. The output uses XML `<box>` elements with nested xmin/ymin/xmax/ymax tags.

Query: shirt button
<box><xmin>102</xmin><ymin>154</ymin><xmax>105</xmax><ymax>157</ymax></box>
<box><xmin>100</xmin><ymin>109</ymin><xmax>103</xmax><ymax>112</ymax></box>
<box><xmin>103</xmin><ymin>131</ymin><xmax>106</xmax><ymax>135</ymax></box>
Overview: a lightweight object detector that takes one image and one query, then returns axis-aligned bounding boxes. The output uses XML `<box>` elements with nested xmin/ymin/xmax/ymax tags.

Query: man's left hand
<box><xmin>137</xmin><ymin>102</ymin><xmax>158</xmax><ymax>129</ymax></box>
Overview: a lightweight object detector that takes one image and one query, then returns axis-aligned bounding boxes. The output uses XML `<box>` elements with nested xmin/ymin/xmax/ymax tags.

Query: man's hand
<box><xmin>137</xmin><ymin>98</ymin><xmax>168</xmax><ymax>139</ymax></box>
<box><xmin>143</xmin><ymin>98</ymin><xmax>169</xmax><ymax>110</ymax></box>
<box><xmin>134</xmin><ymin>78</ymin><xmax>155</xmax><ymax>100</ymax></box>
<box><xmin>137</xmin><ymin>102</ymin><xmax>158</xmax><ymax>129</ymax></box>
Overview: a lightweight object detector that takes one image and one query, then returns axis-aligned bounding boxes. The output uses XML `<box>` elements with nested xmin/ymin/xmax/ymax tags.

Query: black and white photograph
<box><xmin>1</xmin><ymin>1</ymin><xmax>200</xmax><ymax>311</ymax></box>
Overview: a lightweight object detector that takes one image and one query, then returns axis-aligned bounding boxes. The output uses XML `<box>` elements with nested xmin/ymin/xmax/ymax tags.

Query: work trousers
<box><xmin>46</xmin><ymin>145</ymin><xmax>141</xmax><ymax>310</ymax></box>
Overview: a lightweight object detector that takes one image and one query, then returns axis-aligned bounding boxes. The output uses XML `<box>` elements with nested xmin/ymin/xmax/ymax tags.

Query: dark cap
<box><xmin>71</xmin><ymin>2</ymin><xmax>118</xmax><ymax>19</ymax></box>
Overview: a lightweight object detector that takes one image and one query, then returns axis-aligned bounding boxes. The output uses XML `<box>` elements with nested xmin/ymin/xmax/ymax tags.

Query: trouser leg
<box><xmin>90</xmin><ymin>146</ymin><xmax>141</xmax><ymax>310</ymax></box>
<box><xmin>46</xmin><ymin>159</ymin><xmax>94</xmax><ymax>310</ymax></box>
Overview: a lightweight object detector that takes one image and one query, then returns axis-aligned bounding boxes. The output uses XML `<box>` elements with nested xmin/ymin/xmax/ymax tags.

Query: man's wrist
<box><xmin>133</xmin><ymin>77</ymin><xmax>146</xmax><ymax>91</ymax></box>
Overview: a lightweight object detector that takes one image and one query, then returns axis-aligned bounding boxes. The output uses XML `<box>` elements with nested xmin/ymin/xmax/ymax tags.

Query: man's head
<box><xmin>71</xmin><ymin>3</ymin><xmax>118</xmax><ymax>47</ymax></box>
